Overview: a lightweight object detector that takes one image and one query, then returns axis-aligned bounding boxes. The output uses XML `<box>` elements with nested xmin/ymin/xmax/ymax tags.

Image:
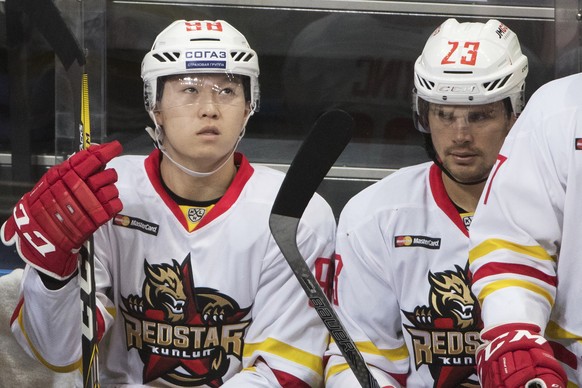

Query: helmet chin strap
<box><xmin>145</xmin><ymin>114</ymin><xmax>249</xmax><ymax>178</ymax></box>
<box><xmin>432</xmin><ymin>157</ymin><xmax>488</xmax><ymax>186</ymax></box>
<box><xmin>424</xmin><ymin>134</ymin><xmax>488</xmax><ymax>186</ymax></box>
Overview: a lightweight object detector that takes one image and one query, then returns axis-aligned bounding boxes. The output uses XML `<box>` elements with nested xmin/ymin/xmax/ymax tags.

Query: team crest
<box><xmin>403</xmin><ymin>264</ymin><xmax>482</xmax><ymax>387</ymax></box>
<box><xmin>459</xmin><ymin>212</ymin><xmax>473</xmax><ymax>230</ymax></box>
<box><xmin>462</xmin><ymin>214</ymin><xmax>473</xmax><ymax>230</ymax></box>
<box><xmin>121</xmin><ymin>254</ymin><xmax>252</xmax><ymax>387</ymax></box>
<box><xmin>188</xmin><ymin>207</ymin><xmax>206</xmax><ymax>223</ymax></box>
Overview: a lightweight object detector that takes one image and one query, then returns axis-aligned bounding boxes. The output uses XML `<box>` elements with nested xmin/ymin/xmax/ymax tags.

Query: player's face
<box><xmin>154</xmin><ymin>73</ymin><xmax>251</xmax><ymax>172</ymax></box>
<box><xmin>428</xmin><ymin>101</ymin><xmax>514</xmax><ymax>183</ymax></box>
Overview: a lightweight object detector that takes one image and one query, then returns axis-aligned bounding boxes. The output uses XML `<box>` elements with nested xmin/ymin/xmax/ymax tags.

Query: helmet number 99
<box><xmin>441</xmin><ymin>41</ymin><xmax>480</xmax><ymax>66</ymax></box>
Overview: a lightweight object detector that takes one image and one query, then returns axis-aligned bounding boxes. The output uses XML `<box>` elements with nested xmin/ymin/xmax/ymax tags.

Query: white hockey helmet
<box><xmin>141</xmin><ymin>19</ymin><xmax>260</xmax><ymax>120</ymax></box>
<box><xmin>413</xmin><ymin>18</ymin><xmax>528</xmax><ymax>133</ymax></box>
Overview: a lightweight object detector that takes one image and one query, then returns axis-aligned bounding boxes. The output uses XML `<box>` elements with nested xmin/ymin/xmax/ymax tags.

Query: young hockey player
<box><xmin>1</xmin><ymin>19</ymin><xmax>336</xmax><ymax>387</ymax></box>
<box><xmin>467</xmin><ymin>80</ymin><xmax>582</xmax><ymax>386</ymax></box>
<box><xmin>325</xmin><ymin>18</ymin><xmax>528</xmax><ymax>387</ymax></box>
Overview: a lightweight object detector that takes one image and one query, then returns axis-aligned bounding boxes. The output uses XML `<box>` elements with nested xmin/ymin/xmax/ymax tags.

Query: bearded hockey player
<box><xmin>1</xmin><ymin>19</ymin><xmax>336</xmax><ymax>387</ymax></box>
<box><xmin>325</xmin><ymin>18</ymin><xmax>528</xmax><ymax>387</ymax></box>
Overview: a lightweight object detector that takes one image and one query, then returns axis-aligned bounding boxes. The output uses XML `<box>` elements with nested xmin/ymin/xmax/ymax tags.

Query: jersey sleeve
<box><xmin>325</xmin><ymin>203</ymin><xmax>409</xmax><ymax>387</ymax></box>
<box><xmin>10</xmin><ymin>225</ymin><xmax>116</xmax><ymax>372</ymax></box>
<box><xmin>468</xmin><ymin>83</ymin><xmax>570</xmax><ymax>331</ymax></box>
<box><xmin>231</xmin><ymin>194</ymin><xmax>336</xmax><ymax>387</ymax></box>
<box><xmin>10</xmin><ymin>266</ymin><xmax>84</xmax><ymax>370</ymax></box>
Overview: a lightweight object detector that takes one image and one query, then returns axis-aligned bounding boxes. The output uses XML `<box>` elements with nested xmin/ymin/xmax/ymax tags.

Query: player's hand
<box><xmin>476</xmin><ymin>323</ymin><xmax>567</xmax><ymax>388</ymax></box>
<box><xmin>1</xmin><ymin>141</ymin><xmax>123</xmax><ymax>280</ymax></box>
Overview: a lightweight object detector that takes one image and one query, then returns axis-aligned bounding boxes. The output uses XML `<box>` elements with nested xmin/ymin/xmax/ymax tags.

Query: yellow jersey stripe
<box><xmin>469</xmin><ymin>238</ymin><xmax>552</xmax><ymax>264</ymax></box>
<box><xmin>325</xmin><ymin>341</ymin><xmax>408</xmax><ymax>380</ymax></box>
<box><xmin>329</xmin><ymin>339</ymin><xmax>409</xmax><ymax>361</ymax></box>
<box><xmin>326</xmin><ymin>363</ymin><xmax>351</xmax><ymax>381</ymax></box>
<box><xmin>18</xmin><ymin>307</ymin><xmax>81</xmax><ymax>373</ymax></box>
<box><xmin>243</xmin><ymin>337</ymin><xmax>322</xmax><ymax>375</ymax></box>
<box><xmin>477</xmin><ymin>279</ymin><xmax>554</xmax><ymax>306</ymax></box>
<box><xmin>545</xmin><ymin>321</ymin><xmax>582</xmax><ymax>342</ymax></box>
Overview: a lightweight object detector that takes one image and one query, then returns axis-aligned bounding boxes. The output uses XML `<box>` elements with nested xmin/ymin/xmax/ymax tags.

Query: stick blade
<box><xmin>271</xmin><ymin>109</ymin><xmax>353</xmax><ymax>219</ymax></box>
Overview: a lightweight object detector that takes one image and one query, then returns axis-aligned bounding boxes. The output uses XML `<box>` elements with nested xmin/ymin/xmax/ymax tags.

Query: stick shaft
<box><xmin>269</xmin><ymin>110</ymin><xmax>379</xmax><ymax>388</ymax></box>
<box><xmin>269</xmin><ymin>215</ymin><xmax>380</xmax><ymax>388</ymax></box>
<box><xmin>79</xmin><ymin>71</ymin><xmax>99</xmax><ymax>388</ymax></box>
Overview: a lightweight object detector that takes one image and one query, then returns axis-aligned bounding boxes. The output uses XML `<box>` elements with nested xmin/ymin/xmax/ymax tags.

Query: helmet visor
<box><xmin>427</xmin><ymin>101</ymin><xmax>509</xmax><ymax>131</ymax></box>
<box><xmin>156</xmin><ymin>73</ymin><xmax>248</xmax><ymax>112</ymax></box>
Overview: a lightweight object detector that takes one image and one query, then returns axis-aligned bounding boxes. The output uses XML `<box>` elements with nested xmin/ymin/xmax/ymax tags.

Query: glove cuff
<box><xmin>25</xmin><ymin>251</ymin><xmax>80</xmax><ymax>281</ymax></box>
<box><xmin>482</xmin><ymin>322</ymin><xmax>542</xmax><ymax>341</ymax></box>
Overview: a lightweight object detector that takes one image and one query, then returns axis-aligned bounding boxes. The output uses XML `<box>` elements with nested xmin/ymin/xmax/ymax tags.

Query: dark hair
<box><xmin>241</xmin><ymin>76</ymin><xmax>251</xmax><ymax>103</ymax></box>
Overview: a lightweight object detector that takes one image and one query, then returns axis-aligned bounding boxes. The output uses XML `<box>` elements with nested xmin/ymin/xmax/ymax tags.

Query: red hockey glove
<box><xmin>476</xmin><ymin>323</ymin><xmax>567</xmax><ymax>388</ymax></box>
<box><xmin>1</xmin><ymin>141</ymin><xmax>123</xmax><ymax>280</ymax></box>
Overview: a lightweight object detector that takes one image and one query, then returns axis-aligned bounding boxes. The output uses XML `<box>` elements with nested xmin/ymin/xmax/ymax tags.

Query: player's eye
<box><xmin>219</xmin><ymin>87</ymin><xmax>234</xmax><ymax>95</ymax></box>
<box><xmin>468</xmin><ymin>109</ymin><xmax>497</xmax><ymax>122</ymax></box>
<box><xmin>436</xmin><ymin>110</ymin><xmax>454</xmax><ymax>122</ymax></box>
<box><xmin>468</xmin><ymin>112</ymin><xmax>487</xmax><ymax>122</ymax></box>
<box><xmin>183</xmin><ymin>86</ymin><xmax>199</xmax><ymax>94</ymax></box>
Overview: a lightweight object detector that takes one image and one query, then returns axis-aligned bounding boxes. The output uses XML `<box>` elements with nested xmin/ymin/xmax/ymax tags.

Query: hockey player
<box><xmin>325</xmin><ymin>19</ymin><xmax>528</xmax><ymax>387</ymax></box>
<box><xmin>467</xmin><ymin>80</ymin><xmax>582</xmax><ymax>385</ymax></box>
<box><xmin>1</xmin><ymin>19</ymin><xmax>336</xmax><ymax>387</ymax></box>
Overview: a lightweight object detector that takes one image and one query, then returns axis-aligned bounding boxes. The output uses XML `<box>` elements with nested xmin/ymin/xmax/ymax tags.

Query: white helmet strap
<box><xmin>145</xmin><ymin>113</ymin><xmax>249</xmax><ymax>178</ymax></box>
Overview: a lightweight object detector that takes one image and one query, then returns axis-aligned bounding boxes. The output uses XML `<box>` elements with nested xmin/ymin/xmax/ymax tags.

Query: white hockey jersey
<box><xmin>326</xmin><ymin>162</ymin><xmax>481</xmax><ymax>387</ymax></box>
<box><xmin>469</xmin><ymin>73</ymin><xmax>582</xmax><ymax>384</ymax></box>
<box><xmin>11</xmin><ymin>151</ymin><xmax>336</xmax><ymax>387</ymax></box>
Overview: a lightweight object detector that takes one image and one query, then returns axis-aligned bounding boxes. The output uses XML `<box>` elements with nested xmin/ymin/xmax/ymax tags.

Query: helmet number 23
<box><xmin>441</xmin><ymin>41</ymin><xmax>480</xmax><ymax>66</ymax></box>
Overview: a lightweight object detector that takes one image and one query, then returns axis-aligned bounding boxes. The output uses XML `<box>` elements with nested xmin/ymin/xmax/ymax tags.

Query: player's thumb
<box><xmin>90</xmin><ymin>140</ymin><xmax>123</xmax><ymax>164</ymax></box>
<box><xmin>0</xmin><ymin>215</ymin><xmax>17</xmax><ymax>245</ymax></box>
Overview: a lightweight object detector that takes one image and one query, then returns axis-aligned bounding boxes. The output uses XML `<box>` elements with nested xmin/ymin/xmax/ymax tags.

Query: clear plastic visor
<box><xmin>425</xmin><ymin>100</ymin><xmax>509</xmax><ymax>131</ymax></box>
<box><xmin>156</xmin><ymin>73</ymin><xmax>247</xmax><ymax>112</ymax></box>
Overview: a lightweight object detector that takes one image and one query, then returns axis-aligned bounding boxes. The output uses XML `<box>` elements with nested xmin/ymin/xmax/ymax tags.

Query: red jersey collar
<box><xmin>144</xmin><ymin>150</ymin><xmax>254</xmax><ymax>231</ymax></box>
<box><xmin>429</xmin><ymin>163</ymin><xmax>469</xmax><ymax>237</ymax></box>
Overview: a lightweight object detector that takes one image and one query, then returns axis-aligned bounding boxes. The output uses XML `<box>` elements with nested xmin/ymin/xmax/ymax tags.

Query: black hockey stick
<box><xmin>269</xmin><ymin>110</ymin><xmax>380</xmax><ymax>388</ymax></box>
<box><xmin>15</xmin><ymin>1</ymin><xmax>99</xmax><ymax>386</ymax></box>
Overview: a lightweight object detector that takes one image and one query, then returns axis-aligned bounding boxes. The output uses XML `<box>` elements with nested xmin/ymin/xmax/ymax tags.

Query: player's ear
<box><xmin>244</xmin><ymin>101</ymin><xmax>252</xmax><ymax>119</ymax></box>
<box><xmin>506</xmin><ymin>113</ymin><xmax>517</xmax><ymax>135</ymax></box>
<box><xmin>154</xmin><ymin>110</ymin><xmax>163</xmax><ymax>126</ymax></box>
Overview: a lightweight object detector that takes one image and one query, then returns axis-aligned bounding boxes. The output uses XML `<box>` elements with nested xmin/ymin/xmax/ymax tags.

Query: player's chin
<box><xmin>448</xmin><ymin>165</ymin><xmax>489</xmax><ymax>183</ymax></box>
<box><xmin>187</xmin><ymin>142</ymin><xmax>226</xmax><ymax>156</ymax></box>
<box><xmin>454</xmin><ymin>172</ymin><xmax>489</xmax><ymax>184</ymax></box>
<box><xmin>196</xmin><ymin>147</ymin><xmax>235</xmax><ymax>165</ymax></box>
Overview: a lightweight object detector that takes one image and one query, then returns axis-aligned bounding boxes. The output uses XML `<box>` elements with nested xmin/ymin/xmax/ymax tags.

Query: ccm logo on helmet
<box><xmin>438</xmin><ymin>85</ymin><xmax>477</xmax><ymax>93</ymax></box>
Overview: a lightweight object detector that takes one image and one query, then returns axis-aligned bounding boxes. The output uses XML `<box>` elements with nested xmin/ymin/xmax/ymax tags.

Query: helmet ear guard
<box><xmin>411</xmin><ymin>18</ymin><xmax>528</xmax><ymax>133</ymax></box>
<box><xmin>412</xmin><ymin>91</ymin><xmax>431</xmax><ymax>133</ymax></box>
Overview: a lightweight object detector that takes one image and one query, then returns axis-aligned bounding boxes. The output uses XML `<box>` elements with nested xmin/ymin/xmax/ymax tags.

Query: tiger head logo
<box><xmin>121</xmin><ymin>255</ymin><xmax>252</xmax><ymax>387</ymax></box>
<box><xmin>428</xmin><ymin>265</ymin><xmax>477</xmax><ymax>329</ymax></box>
<box><xmin>144</xmin><ymin>260</ymin><xmax>187</xmax><ymax>323</ymax></box>
<box><xmin>402</xmin><ymin>264</ymin><xmax>481</xmax><ymax>387</ymax></box>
